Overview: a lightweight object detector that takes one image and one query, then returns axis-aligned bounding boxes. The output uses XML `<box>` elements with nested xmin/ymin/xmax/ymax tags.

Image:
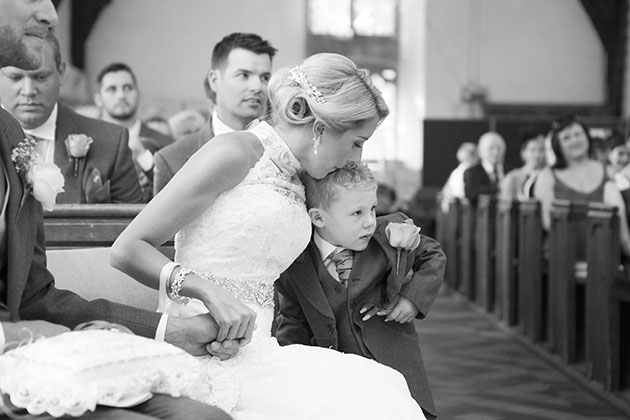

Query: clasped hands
<box><xmin>359</xmin><ymin>295</ymin><xmax>419</xmax><ymax>324</ymax></box>
<box><xmin>166</xmin><ymin>279</ymin><xmax>257</xmax><ymax>360</ymax></box>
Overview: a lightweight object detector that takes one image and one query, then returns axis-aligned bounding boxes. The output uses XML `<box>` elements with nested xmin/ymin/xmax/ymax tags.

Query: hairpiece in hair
<box><xmin>289</xmin><ymin>67</ymin><xmax>325</xmax><ymax>104</ymax></box>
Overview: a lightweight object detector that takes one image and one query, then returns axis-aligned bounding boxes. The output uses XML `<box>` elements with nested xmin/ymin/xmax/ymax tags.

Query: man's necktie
<box><xmin>330</xmin><ymin>247</ymin><xmax>354</xmax><ymax>286</ymax></box>
<box><xmin>25</xmin><ymin>133</ymin><xmax>52</xmax><ymax>163</ymax></box>
<box><xmin>491</xmin><ymin>165</ymin><xmax>499</xmax><ymax>185</ymax></box>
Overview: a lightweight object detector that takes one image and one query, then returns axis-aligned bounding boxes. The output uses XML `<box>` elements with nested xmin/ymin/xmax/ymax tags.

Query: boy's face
<box><xmin>311</xmin><ymin>187</ymin><xmax>377</xmax><ymax>251</ymax></box>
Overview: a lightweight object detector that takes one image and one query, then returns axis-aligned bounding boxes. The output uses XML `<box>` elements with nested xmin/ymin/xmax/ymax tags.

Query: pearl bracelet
<box><xmin>168</xmin><ymin>267</ymin><xmax>192</xmax><ymax>304</ymax></box>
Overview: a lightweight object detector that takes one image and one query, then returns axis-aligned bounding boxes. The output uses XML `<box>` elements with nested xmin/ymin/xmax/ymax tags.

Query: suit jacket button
<box><xmin>334</xmin><ymin>285</ymin><xmax>342</xmax><ymax>293</ymax></box>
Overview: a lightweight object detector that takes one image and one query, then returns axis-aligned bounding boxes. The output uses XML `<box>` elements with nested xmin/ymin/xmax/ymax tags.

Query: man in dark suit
<box><xmin>95</xmin><ymin>62</ymin><xmax>174</xmax><ymax>202</ymax></box>
<box><xmin>463</xmin><ymin>131</ymin><xmax>507</xmax><ymax>204</ymax></box>
<box><xmin>0</xmin><ymin>33</ymin><xmax>143</xmax><ymax>204</ymax></box>
<box><xmin>0</xmin><ymin>1</ymin><xmax>231</xmax><ymax>418</ymax></box>
<box><xmin>153</xmin><ymin>33</ymin><xmax>276</xmax><ymax>195</ymax></box>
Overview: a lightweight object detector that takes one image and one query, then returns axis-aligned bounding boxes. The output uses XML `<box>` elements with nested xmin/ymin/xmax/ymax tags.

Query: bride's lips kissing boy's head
<box><xmin>298</xmin><ymin>117</ymin><xmax>380</xmax><ymax>180</ymax></box>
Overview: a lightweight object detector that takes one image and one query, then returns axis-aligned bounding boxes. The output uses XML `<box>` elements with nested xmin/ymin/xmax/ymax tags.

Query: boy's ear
<box><xmin>308</xmin><ymin>207</ymin><xmax>326</xmax><ymax>228</ymax></box>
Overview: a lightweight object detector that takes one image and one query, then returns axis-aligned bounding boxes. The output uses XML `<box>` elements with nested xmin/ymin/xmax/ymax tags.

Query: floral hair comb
<box><xmin>289</xmin><ymin>67</ymin><xmax>325</xmax><ymax>104</ymax></box>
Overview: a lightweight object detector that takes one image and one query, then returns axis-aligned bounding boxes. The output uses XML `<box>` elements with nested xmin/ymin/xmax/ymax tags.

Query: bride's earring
<box><xmin>312</xmin><ymin>135</ymin><xmax>321</xmax><ymax>155</ymax></box>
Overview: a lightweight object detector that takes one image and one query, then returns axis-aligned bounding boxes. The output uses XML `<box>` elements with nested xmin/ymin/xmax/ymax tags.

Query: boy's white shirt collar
<box><xmin>313</xmin><ymin>230</ymin><xmax>341</xmax><ymax>261</ymax></box>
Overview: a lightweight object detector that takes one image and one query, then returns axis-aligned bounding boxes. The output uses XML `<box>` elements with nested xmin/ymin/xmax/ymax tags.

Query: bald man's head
<box><xmin>478</xmin><ymin>132</ymin><xmax>506</xmax><ymax>165</ymax></box>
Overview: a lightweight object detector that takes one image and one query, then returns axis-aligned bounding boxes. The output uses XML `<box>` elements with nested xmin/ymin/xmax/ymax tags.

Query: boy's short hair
<box><xmin>304</xmin><ymin>161</ymin><xmax>377</xmax><ymax>210</ymax></box>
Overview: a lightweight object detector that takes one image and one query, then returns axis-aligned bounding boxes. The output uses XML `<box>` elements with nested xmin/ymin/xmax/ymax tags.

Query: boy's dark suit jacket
<box><xmin>463</xmin><ymin>162</ymin><xmax>499</xmax><ymax>204</ymax></box>
<box><xmin>274</xmin><ymin>212</ymin><xmax>446</xmax><ymax>417</ymax></box>
<box><xmin>54</xmin><ymin>103</ymin><xmax>143</xmax><ymax>204</ymax></box>
<box><xmin>153</xmin><ymin>121</ymin><xmax>214</xmax><ymax>195</ymax></box>
<box><xmin>0</xmin><ymin>108</ymin><xmax>161</xmax><ymax>336</ymax></box>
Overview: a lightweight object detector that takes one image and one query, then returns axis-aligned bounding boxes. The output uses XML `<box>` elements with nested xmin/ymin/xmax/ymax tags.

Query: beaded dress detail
<box><xmin>167</xmin><ymin>122</ymin><xmax>425</xmax><ymax>420</ymax></box>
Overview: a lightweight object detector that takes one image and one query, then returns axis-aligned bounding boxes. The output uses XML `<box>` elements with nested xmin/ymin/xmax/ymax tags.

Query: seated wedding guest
<box><xmin>274</xmin><ymin>162</ymin><xmax>445</xmax><ymax>419</ymax></box>
<box><xmin>0</xmin><ymin>33</ymin><xmax>143</xmax><ymax>204</ymax></box>
<box><xmin>440</xmin><ymin>141</ymin><xmax>477</xmax><ymax>212</ymax></box>
<box><xmin>590</xmin><ymin>134</ymin><xmax>608</xmax><ymax>164</ymax></box>
<box><xmin>95</xmin><ymin>62</ymin><xmax>174</xmax><ymax>202</ymax></box>
<box><xmin>544</xmin><ymin>131</ymin><xmax>556</xmax><ymax>167</ymax></box>
<box><xmin>153</xmin><ymin>32</ymin><xmax>276</xmax><ymax>195</ymax></box>
<box><xmin>534</xmin><ymin>114</ymin><xmax>630</xmax><ymax>256</ymax></box>
<box><xmin>168</xmin><ymin>108</ymin><xmax>207</xmax><ymax>139</ymax></box>
<box><xmin>605</xmin><ymin>133</ymin><xmax>630</xmax><ymax>190</ymax></box>
<box><xmin>500</xmin><ymin>129</ymin><xmax>546</xmax><ymax>200</ymax></box>
<box><xmin>145</xmin><ymin>115</ymin><xmax>173</xmax><ymax>138</ymax></box>
<box><xmin>375</xmin><ymin>182</ymin><xmax>398</xmax><ymax>216</ymax></box>
<box><xmin>463</xmin><ymin>132</ymin><xmax>506</xmax><ymax>204</ymax></box>
<box><xmin>0</xmin><ymin>1</ymin><xmax>232</xmax><ymax>419</ymax></box>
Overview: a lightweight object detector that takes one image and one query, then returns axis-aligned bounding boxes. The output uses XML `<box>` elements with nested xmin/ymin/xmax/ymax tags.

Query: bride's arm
<box><xmin>111</xmin><ymin>132</ymin><xmax>262</xmax><ymax>342</ymax></box>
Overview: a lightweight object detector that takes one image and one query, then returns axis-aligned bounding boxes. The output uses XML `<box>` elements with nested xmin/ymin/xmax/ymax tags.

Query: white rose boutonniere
<box><xmin>385</xmin><ymin>219</ymin><xmax>421</xmax><ymax>277</ymax></box>
<box><xmin>11</xmin><ymin>138</ymin><xmax>65</xmax><ymax>211</ymax></box>
<box><xmin>65</xmin><ymin>134</ymin><xmax>93</xmax><ymax>177</ymax></box>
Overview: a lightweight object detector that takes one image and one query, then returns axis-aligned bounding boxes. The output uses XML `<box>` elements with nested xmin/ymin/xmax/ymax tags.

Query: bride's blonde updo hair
<box><xmin>268</xmin><ymin>53</ymin><xmax>389</xmax><ymax>133</ymax></box>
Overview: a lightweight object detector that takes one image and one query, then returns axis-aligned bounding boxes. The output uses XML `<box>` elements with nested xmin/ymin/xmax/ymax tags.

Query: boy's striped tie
<box><xmin>330</xmin><ymin>247</ymin><xmax>354</xmax><ymax>286</ymax></box>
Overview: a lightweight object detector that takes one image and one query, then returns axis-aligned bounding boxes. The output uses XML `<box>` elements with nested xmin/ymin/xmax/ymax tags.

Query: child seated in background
<box><xmin>273</xmin><ymin>161</ymin><xmax>446</xmax><ymax>419</ymax></box>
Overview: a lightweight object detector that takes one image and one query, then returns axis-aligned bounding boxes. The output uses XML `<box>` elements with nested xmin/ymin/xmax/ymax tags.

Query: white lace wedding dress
<box><xmin>165</xmin><ymin>122</ymin><xmax>426</xmax><ymax>420</ymax></box>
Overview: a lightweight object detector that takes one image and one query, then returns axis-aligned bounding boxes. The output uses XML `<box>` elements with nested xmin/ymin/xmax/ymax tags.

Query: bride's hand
<box><xmin>183</xmin><ymin>274</ymin><xmax>257</xmax><ymax>343</ymax></box>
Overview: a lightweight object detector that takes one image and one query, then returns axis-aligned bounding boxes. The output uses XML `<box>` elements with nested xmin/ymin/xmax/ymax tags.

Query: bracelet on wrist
<box><xmin>167</xmin><ymin>267</ymin><xmax>192</xmax><ymax>304</ymax></box>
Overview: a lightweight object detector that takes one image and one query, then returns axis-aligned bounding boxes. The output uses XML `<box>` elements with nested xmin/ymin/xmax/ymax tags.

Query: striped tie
<box><xmin>330</xmin><ymin>247</ymin><xmax>354</xmax><ymax>286</ymax></box>
<box><xmin>25</xmin><ymin>133</ymin><xmax>52</xmax><ymax>163</ymax></box>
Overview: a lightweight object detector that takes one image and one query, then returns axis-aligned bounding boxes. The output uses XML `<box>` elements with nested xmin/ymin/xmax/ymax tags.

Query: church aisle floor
<box><xmin>417</xmin><ymin>289</ymin><xmax>629</xmax><ymax>420</ymax></box>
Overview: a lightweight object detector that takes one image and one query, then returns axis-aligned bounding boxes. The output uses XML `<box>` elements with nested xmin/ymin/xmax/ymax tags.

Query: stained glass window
<box><xmin>308</xmin><ymin>0</ymin><xmax>353</xmax><ymax>38</ymax></box>
<box><xmin>353</xmin><ymin>0</ymin><xmax>396</xmax><ymax>36</ymax></box>
<box><xmin>308</xmin><ymin>0</ymin><xmax>397</xmax><ymax>38</ymax></box>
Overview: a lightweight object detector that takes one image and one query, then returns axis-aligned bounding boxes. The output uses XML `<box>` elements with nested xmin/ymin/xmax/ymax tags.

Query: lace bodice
<box><xmin>171</xmin><ymin>122</ymin><xmax>311</xmax><ymax>316</ymax></box>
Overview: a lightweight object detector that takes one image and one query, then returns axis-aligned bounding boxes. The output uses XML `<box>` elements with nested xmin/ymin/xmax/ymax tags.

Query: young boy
<box><xmin>273</xmin><ymin>162</ymin><xmax>446</xmax><ymax>419</ymax></box>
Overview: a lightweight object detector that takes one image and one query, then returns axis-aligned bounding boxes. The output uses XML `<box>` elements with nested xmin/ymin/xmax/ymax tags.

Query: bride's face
<box><xmin>302</xmin><ymin>117</ymin><xmax>379</xmax><ymax>179</ymax></box>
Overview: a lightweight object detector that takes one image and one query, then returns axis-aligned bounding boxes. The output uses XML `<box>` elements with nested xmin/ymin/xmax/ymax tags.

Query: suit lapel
<box><xmin>348</xmin><ymin>240</ymin><xmax>388</xmax><ymax>301</ymax></box>
<box><xmin>291</xmin><ymin>243</ymin><xmax>335</xmax><ymax>321</ymax></box>
<box><xmin>0</xmin><ymin>110</ymin><xmax>34</xmax><ymax>315</ymax></box>
<box><xmin>54</xmin><ymin>104</ymin><xmax>83</xmax><ymax>202</ymax></box>
<box><xmin>477</xmin><ymin>164</ymin><xmax>491</xmax><ymax>184</ymax></box>
<box><xmin>0</xmin><ymin>112</ymin><xmax>28</xmax><ymax>217</ymax></box>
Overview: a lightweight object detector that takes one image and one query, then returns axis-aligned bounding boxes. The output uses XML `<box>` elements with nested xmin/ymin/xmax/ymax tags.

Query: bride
<box><xmin>111</xmin><ymin>53</ymin><xmax>426</xmax><ymax>420</ymax></box>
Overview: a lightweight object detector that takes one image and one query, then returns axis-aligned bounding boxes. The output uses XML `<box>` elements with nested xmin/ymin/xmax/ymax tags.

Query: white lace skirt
<box><xmin>175</xmin><ymin>302</ymin><xmax>426</xmax><ymax>420</ymax></box>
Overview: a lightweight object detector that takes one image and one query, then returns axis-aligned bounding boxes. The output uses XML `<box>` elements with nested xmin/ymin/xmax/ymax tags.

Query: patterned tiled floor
<box><xmin>417</xmin><ymin>289</ymin><xmax>630</xmax><ymax>420</ymax></box>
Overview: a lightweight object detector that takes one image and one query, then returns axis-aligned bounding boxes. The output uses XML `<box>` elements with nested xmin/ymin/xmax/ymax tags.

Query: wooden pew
<box><xmin>435</xmin><ymin>192</ymin><xmax>446</xmax><ymax>245</ymax></box>
<box><xmin>495</xmin><ymin>199</ymin><xmax>519</xmax><ymax>325</ymax></box>
<box><xmin>518</xmin><ymin>199</ymin><xmax>545</xmax><ymax>342</ymax></box>
<box><xmin>459</xmin><ymin>198</ymin><xmax>476</xmax><ymax>300</ymax></box>
<box><xmin>44</xmin><ymin>203</ymin><xmax>174</xmax><ymax>252</ymax></box>
<box><xmin>44</xmin><ymin>203</ymin><xmax>145</xmax><ymax>248</ymax></box>
<box><xmin>585</xmin><ymin>203</ymin><xmax>630</xmax><ymax>391</ymax></box>
<box><xmin>549</xmin><ymin>199</ymin><xmax>588</xmax><ymax>364</ymax></box>
<box><xmin>475</xmin><ymin>194</ymin><xmax>497</xmax><ymax>311</ymax></box>
<box><xmin>443</xmin><ymin>197</ymin><xmax>461</xmax><ymax>290</ymax></box>
<box><xmin>43</xmin><ymin>204</ymin><xmax>165</xmax><ymax>311</ymax></box>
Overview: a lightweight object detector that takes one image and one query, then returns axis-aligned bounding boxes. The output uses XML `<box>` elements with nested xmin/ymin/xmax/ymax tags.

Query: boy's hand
<box><xmin>359</xmin><ymin>296</ymin><xmax>419</xmax><ymax>323</ymax></box>
<box><xmin>382</xmin><ymin>296</ymin><xmax>419</xmax><ymax>323</ymax></box>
